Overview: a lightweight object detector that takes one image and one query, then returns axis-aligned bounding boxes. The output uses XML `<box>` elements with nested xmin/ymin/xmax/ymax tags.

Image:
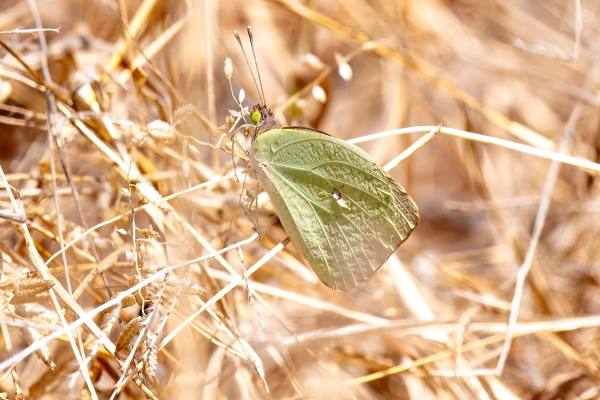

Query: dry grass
<box><xmin>0</xmin><ymin>0</ymin><xmax>599</xmax><ymax>398</ymax></box>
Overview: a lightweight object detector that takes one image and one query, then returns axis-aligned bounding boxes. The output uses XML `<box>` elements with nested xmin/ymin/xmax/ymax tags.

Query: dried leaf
<box><xmin>135</xmin><ymin>182</ymin><xmax>174</xmax><ymax>213</ymax></box>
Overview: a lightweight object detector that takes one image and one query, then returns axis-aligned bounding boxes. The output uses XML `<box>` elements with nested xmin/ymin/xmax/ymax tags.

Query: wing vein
<box><xmin>307</xmin><ymin>201</ymin><xmax>349</xmax><ymax>289</ymax></box>
<box><xmin>272</xmin><ymin>163</ymin><xmax>397</xmax><ymax>217</ymax></box>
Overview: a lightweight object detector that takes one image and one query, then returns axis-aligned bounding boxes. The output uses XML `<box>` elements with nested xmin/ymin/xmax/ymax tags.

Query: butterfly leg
<box><xmin>253</xmin><ymin>177</ymin><xmax>261</xmax><ymax>235</ymax></box>
<box><xmin>230</xmin><ymin>135</ymin><xmax>249</xmax><ymax>182</ymax></box>
<box><xmin>230</xmin><ymin>135</ymin><xmax>264</xmax><ymax>234</ymax></box>
<box><xmin>232</xmin><ymin>166</ymin><xmax>263</xmax><ymax>235</ymax></box>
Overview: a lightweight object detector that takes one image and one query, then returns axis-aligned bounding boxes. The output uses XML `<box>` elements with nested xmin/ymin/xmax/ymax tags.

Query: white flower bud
<box><xmin>312</xmin><ymin>85</ymin><xmax>327</xmax><ymax>103</ymax></box>
<box><xmin>334</xmin><ymin>53</ymin><xmax>352</xmax><ymax>81</ymax></box>
<box><xmin>224</xmin><ymin>57</ymin><xmax>233</xmax><ymax>79</ymax></box>
<box><xmin>301</xmin><ymin>53</ymin><xmax>326</xmax><ymax>70</ymax></box>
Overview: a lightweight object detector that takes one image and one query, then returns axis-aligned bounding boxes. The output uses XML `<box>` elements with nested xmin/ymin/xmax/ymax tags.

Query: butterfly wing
<box><xmin>250</xmin><ymin>127</ymin><xmax>419</xmax><ymax>291</ymax></box>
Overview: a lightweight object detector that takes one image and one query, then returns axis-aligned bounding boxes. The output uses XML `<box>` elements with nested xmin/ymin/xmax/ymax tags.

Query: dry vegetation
<box><xmin>0</xmin><ymin>0</ymin><xmax>599</xmax><ymax>399</ymax></box>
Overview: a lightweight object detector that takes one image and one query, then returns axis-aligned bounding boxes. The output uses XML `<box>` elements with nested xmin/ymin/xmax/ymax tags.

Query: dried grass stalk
<box><xmin>1</xmin><ymin>0</ymin><xmax>600</xmax><ymax>398</ymax></box>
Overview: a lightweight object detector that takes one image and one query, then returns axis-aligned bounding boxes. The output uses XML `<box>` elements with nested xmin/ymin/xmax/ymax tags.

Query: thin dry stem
<box><xmin>2</xmin><ymin>1</ymin><xmax>600</xmax><ymax>397</ymax></box>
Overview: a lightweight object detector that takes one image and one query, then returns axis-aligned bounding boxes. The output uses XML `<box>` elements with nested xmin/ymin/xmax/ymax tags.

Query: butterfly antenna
<box><xmin>247</xmin><ymin>26</ymin><xmax>267</xmax><ymax>107</ymax></box>
<box><xmin>234</xmin><ymin>29</ymin><xmax>265</xmax><ymax>105</ymax></box>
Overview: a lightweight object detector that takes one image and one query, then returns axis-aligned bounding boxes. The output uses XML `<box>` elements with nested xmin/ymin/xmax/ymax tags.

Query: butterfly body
<box><xmin>247</xmin><ymin>105</ymin><xmax>419</xmax><ymax>291</ymax></box>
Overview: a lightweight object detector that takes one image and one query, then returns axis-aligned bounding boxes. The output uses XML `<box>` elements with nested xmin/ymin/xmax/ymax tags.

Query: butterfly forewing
<box><xmin>250</xmin><ymin>127</ymin><xmax>419</xmax><ymax>291</ymax></box>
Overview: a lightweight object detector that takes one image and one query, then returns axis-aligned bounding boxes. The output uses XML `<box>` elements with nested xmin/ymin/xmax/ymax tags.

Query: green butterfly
<box><xmin>236</xmin><ymin>28</ymin><xmax>419</xmax><ymax>291</ymax></box>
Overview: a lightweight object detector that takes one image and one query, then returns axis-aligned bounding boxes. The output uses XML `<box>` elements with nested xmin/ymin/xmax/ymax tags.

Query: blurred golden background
<box><xmin>0</xmin><ymin>0</ymin><xmax>599</xmax><ymax>399</ymax></box>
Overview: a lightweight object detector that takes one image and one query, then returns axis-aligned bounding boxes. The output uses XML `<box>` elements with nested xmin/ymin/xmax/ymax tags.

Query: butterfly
<box><xmin>235</xmin><ymin>28</ymin><xmax>419</xmax><ymax>291</ymax></box>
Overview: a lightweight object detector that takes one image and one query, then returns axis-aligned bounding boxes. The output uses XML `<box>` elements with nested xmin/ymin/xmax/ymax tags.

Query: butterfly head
<box><xmin>250</xmin><ymin>103</ymin><xmax>278</xmax><ymax>139</ymax></box>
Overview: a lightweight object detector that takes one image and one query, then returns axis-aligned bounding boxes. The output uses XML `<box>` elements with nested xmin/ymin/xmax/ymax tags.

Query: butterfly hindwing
<box><xmin>250</xmin><ymin>127</ymin><xmax>419</xmax><ymax>291</ymax></box>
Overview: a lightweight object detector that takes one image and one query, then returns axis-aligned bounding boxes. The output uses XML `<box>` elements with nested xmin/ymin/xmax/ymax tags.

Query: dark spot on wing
<box><xmin>332</xmin><ymin>188</ymin><xmax>342</xmax><ymax>200</ymax></box>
